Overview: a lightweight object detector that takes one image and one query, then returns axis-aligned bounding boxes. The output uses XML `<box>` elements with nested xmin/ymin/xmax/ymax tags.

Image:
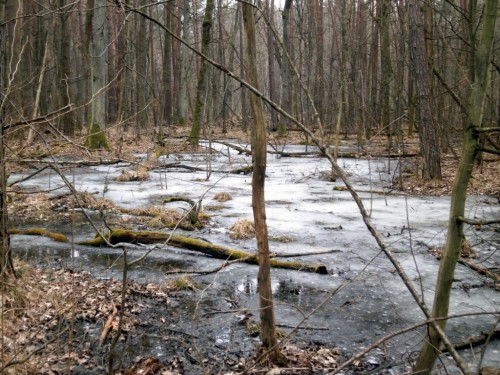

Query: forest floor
<box><xmin>3</xmin><ymin>125</ymin><xmax>499</xmax><ymax>374</ymax></box>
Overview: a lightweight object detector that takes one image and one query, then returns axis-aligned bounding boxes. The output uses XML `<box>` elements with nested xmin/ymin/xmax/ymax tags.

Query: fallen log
<box><xmin>9</xmin><ymin>228</ymin><xmax>69</xmax><ymax>242</ymax></box>
<box><xmin>79</xmin><ymin>229</ymin><xmax>328</xmax><ymax>274</ymax></box>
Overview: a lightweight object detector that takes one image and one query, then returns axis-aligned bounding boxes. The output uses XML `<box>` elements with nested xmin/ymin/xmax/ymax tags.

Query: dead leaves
<box><xmin>3</xmin><ymin>265</ymin><xmax>172</xmax><ymax>374</ymax></box>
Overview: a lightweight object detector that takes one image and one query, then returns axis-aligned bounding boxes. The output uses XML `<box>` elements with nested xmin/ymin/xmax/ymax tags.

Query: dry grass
<box><xmin>115</xmin><ymin>166</ymin><xmax>150</xmax><ymax>182</ymax></box>
<box><xmin>8</xmin><ymin>192</ymin><xmax>116</xmax><ymax>220</ymax></box>
<box><xmin>165</xmin><ymin>276</ymin><xmax>199</xmax><ymax>291</ymax></box>
<box><xmin>213</xmin><ymin>192</ymin><xmax>232</xmax><ymax>202</ymax></box>
<box><xmin>119</xmin><ymin>205</ymin><xmax>209</xmax><ymax>230</ymax></box>
<box><xmin>229</xmin><ymin>219</ymin><xmax>255</xmax><ymax>240</ymax></box>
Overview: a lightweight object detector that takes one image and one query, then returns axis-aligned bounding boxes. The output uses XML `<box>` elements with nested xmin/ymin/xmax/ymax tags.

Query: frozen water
<box><xmin>9</xmin><ymin>140</ymin><xmax>499</xmax><ymax>372</ymax></box>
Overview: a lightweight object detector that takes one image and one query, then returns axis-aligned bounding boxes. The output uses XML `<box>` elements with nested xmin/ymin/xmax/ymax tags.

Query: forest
<box><xmin>0</xmin><ymin>0</ymin><xmax>499</xmax><ymax>374</ymax></box>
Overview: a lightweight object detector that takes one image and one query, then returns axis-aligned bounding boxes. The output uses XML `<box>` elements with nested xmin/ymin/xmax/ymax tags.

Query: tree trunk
<box><xmin>266</xmin><ymin>0</ymin><xmax>278</xmax><ymax>131</ymax></box>
<box><xmin>162</xmin><ymin>2</ymin><xmax>173</xmax><ymax>127</ymax></box>
<box><xmin>85</xmin><ymin>0</ymin><xmax>110</xmax><ymax>150</ymax></box>
<box><xmin>57</xmin><ymin>0</ymin><xmax>75</xmax><ymax>135</ymax></box>
<box><xmin>280</xmin><ymin>0</ymin><xmax>293</xmax><ymax>134</ymax></box>
<box><xmin>414</xmin><ymin>0</ymin><xmax>498</xmax><ymax>372</ymax></box>
<box><xmin>239</xmin><ymin>8</ymin><xmax>249</xmax><ymax>131</ymax></box>
<box><xmin>178</xmin><ymin>0</ymin><xmax>191</xmax><ymax>123</ymax></box>
<box><xmin>408</xmin><ymin>0</ymin><xmax>441</xmax><ymax>179</ymax></box>
<box><xmin>241</xmin><ymin>2</ymin><xmax>283</xmax><ymax>364</ymax></box>
<box><xmin>135</xmin><ymin>5</ymin><xmax>148</xmax><ymax>139</ymax></box>
<box><xmin>367</xmin><ymin>0</ymin><xmax>380</xmax><ymax>139</ymax></box>
<box><xmin>0</xmin><ymin>0</ymin><xmax>15</xmax><ymax>280</ymax></box>
<box><xmin>188</xmin><ymin>0</ymin><xmax>215</xmax><ymax>146</ymax></box>
<box><xmin>381</xmin><ymin>0</ymin><xmax>392</xmax><ymax>149</ymax></box>
<box><xmin>314</xmin><ymin>0</ymin><xmax>324</xmax><ymax>124</ymax></box>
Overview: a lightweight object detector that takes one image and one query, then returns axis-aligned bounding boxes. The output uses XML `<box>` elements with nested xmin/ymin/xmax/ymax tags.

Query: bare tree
<box><xmin>189</xmin><ymin>0</ymin><xmax>215</xmax><ymax>146</ymax></box>
<box><xmin>85</xmin><ymin>0</ymin><xmax>110</xmax><ymax>149</ymax></box>
<box><xmin>408</xmin><ymin>0</ymin><xmax>442</xmax><ymax>179</ymax></box>
<box><xmin>415</xmin><ymin>0</ymin><xmax>499</xmax><ymax>371</ymax></box>
<box><xmin>0</xmin><ymin>0</ymin><xmax>15</xmax><ymax>280</ymax></box>
<box><xmin>242</xmin><ymin>2</ymin><xmax>283</xmax><ymax>364</ymax></box>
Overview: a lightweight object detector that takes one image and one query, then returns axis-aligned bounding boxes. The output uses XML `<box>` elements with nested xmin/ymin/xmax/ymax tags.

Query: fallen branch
<box><xmin>229</xmin><ymin>165</ymin><xmax>253</xmax><ymax>174</ymax></box>
<box><xmin>216</xmin><ymin>141</ymin><xmax>252</xmax><ymax>155</ymax></box>
<box><xmin>458</xmin><ymin>216</ymin><xmax>500</xmax><ymax>226</ymax></box>
<box><xmin>163</xmin><ymin>196</ymin><xmax>201</xmax><ymax>225</ymax></box>
<box><xmin>11</xmin><ymin>158</ymin><xmax>133</xmax><ymax>167</ymax></box>
<box><xmin>333</xmin><ymin>186</ymin><xmax>407</xmax><ymax>196</ymax></box>
<box><xmin>99</xmin><ymin>305</ymin><xmax>119</xmax><ymax>346</ymax></box>
<box><xmin>79</xmin><ymin>229</ymin><xmax>328</xmax><ymax>274</ymax></box>
<box><xmin>458</xmin><ymin>258</ymin><xmax>500</xmax><ymax>282</ymax></box>
<box><xmin>441</xmin><ymin>329</ymin><xmax>500</xmax><ymax>351</ymax></box>
<box><xmin>270</xmin><ymin>249</ymin><xmax>341</xmax><ymax>258</ymax></box>
<box><xmin>159</xmin><ymin>162</ymin><xmax>205</xmax><ymax>172</ymax></box>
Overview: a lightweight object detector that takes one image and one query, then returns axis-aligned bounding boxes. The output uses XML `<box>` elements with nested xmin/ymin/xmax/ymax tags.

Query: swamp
<box><xmin>3</xmin><ymin>133</ymin><xmax>499</xmax><ymax>374</ymax></box>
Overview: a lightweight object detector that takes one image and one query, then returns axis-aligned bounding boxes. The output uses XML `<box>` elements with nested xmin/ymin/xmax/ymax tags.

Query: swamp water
<box><xmin>9</xmin><ymin>140</ymin><xmax>499</xmax><ymax>374</ymax></box>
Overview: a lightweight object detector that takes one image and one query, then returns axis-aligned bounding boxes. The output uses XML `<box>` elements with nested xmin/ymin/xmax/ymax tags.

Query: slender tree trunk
<box><xmin>75</xmin><ymin>1</ymin><xmax>89</xmax><ymax>129</ymax></box>
<box><xmin>135</xmin><ymin>6</ymin><xmax>148</xmax><ymax>139</ymax></box>
<box><xmin>266</xmin><ymin>0</ymin><xmax>278</xmax><ymax>131</ymax></box>
<box><xmin>57</xmin><ymin>0</ymin><xmax>75</xmax><ymax>135</ymax></box>
<box><xmin>178</xmin><ymin>0</ymin><xmax>191</xmax><ymax>122</ymax></box>
<box><xmin>242</xmin><ymin>2</ymin><xmax>282</xmax><ymax>364</ymax></box>
<box><xmin>239</xmin><ymin>9</ymin><xmax>249</xmax><ymax>131</ymax></box>
<box><xmin>409</xmin><ymin>0</ymin><xmax>441</xmax><ymax>179</ymax></box>
<box><xmin>367</xmin><ymin>0</ymin><xmax>380</xmax><ymax>138</ymax></box>
<box><xmin>0</xmin><ymin>0</ymin><xmax>15</xmax><ymax>280</ymax></box>
<box><xmin>314</xmin><ymin>0</ymin><xmax>324</xmax><ymax>124</ymax></box>
<box><xmin>381</xmin><ymin>0</ymin><xmax>392</xmax><ymax>149</ymax></box>
<box><xmin>85</xmin><ymin>0</ymin><xmax>110</xmax><ymax>149</ymax></box>
<box><xmin>280</xmin><ymin>0</ymin><xmax>293</xmax><ymax>134</ymax></box>
<box><xmin>162</xmin><ymin>2</ymin><xmax>173</xmax><ymax>128</ymax></box>
<box><xmin>188</xmin><ymin>0</ymin><xmax>215</xmax><ymax>145</ymax></box>
<box><xmin>414</xmin><ymin>0</ymin><xmax>498</xmax><ymax>372</ymax></box>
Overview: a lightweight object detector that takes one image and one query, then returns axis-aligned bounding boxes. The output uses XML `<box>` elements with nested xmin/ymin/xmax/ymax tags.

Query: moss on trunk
<box><xmin>85</xmin><ymin>123</ymin><xmax>110</xmax><ymax>150</ymax></box>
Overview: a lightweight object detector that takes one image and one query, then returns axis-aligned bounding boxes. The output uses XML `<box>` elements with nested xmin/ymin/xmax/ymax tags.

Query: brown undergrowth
<box><xmin>1</xmin><ymin>263</ymin><xmax>172</xmax><ymax>374</ymax></box>
<box><xmin>1</xmin><ymin>264</ymin><xmax>347</xmax><ymax>375</ymax></box>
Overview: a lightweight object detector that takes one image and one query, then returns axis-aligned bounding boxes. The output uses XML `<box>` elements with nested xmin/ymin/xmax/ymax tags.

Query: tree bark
<box><xmin>414</xmin><ymin>0</ymin><xmax>499</xmax><ymax>372</ymax></box>
<box><xmin>0</xmin><ymin>0</ymin><xmax>15</xmax><ymax>279</ymax></box>
<box><xmin>188</xmin><ymin>0</ymin><xmax>215</xmax><ymax>146</ymax></box>
<box><xmin>178</xmin><ymin>0</ymin><xmax>191</xmax><ymax>123</ymax></box>
<box><xmin>381</xmin><ymin>0</ymin><xmax>392</xmax><ymax>149</ymax></box>
<box><xmin>85</xmin><ymin>0</ymin><xmax>110</xmax><ymax>150</ymax></box>
<box><xmin>57</xmin><ymin>0</ymin><xmax>75</xmax><ymax>135</ymax></box>
<box><xmin>280</xmin><ymin>0</ymin><xmax>293</xmax><ymax>134</ymax></box>
<box><xmin>267</xmin><ymin>0</ymin><xmax>278</xmax><ymax>131</ymax></box>
<box><xmin>409</xmin><ymin>0</ymin><xmax>442</xmax><ymax>179</ymax></box>
<box><xmin>162</xmin><ymin>2</ymin><xmax>173</xmax><ymax>127</ymax></box>
<box><xmin>242</xmin><ymin>2</ymin><xmax>283</xmax><ymax>363</ymax></box>
<box><xmin>135</xmin><ymin>3</ymin><xmax>148</xmax><ymax>139</ymax></box>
